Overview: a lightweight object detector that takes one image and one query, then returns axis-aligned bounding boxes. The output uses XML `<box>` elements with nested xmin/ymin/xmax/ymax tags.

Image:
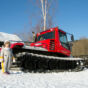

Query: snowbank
<box><xmin>0</xmin><ymin>70</ymin><xmax>88</xmax><ymax>88</ymax></box>
<box><xmin>0</xmin><ymin>32</ymin><xmax>22</xmax><ymax>41</ymax></box>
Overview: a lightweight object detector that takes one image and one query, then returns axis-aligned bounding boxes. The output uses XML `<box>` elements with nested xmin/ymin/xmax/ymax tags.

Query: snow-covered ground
<box><xmin>0</xmin><ymin>69</ymin><xmax>88</xmax><ymax>88</ymax></box>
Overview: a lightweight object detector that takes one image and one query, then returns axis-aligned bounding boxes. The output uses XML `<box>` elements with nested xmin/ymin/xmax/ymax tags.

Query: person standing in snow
<box><xmin>32</xmin><ymin>32</ymin><xmax>36</xmax><ymax>42</ymax></box>
<box><xmin>0</xmin><ymin>40</ymin><xmax>15</xmax><ymax>74</ymax></box>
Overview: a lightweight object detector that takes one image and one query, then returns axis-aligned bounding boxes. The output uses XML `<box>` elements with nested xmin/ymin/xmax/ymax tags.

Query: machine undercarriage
<box><xmin>12</xmin><ymin>46</ymin><xmax>85</xmax><ymax>72</ymax></box>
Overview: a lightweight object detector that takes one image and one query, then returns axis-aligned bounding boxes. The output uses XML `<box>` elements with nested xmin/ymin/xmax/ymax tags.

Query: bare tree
<box><xmin>15</xmin><ymin>32</ymin><xmax>32</xmax><ymax>41</ymax></box>
<box><xmin>40</xmin><ymin>0</ymin><xmax>47</xmax><ymax>31</ymax></box>
<box><xmin>40</xmin><ymin>0</ymin><xmax>57</xmax><ymax>31</ymax></box>
<box><xmin>15</xmin><ymin>0</ymin><xmax>58</xmax><ymax>41</ymax></box>
<box><xmin>31</xmin><ymin>0</ymin><xmax>58</xmax><ymax>31</ymax></box>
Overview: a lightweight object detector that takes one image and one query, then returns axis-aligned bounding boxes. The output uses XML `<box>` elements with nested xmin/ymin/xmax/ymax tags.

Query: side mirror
<box><xmin>71</xmin><ymin>35</ymin><xmax>74</xmax><ymax>41</ymax></box>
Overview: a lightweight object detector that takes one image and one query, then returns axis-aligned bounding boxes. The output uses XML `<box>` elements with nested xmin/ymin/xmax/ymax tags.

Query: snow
<box><xmin>0</xmin><ymin>69</ymin><xmax>88</xmax><ymax>88</ymax></box>
<box><xmin>0</xmin><ymin>32</ymin><xmax>22</xmax><ymax>41</ymax></box>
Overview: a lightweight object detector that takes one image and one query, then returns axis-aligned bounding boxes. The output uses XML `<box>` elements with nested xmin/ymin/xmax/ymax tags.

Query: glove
<box><xmin>13</xmin><ymin>59</ymin><xmax>16</xmax><ymax>63</ymax></box>
<box><xmin>0</xmin><ymin>59</ymin><xmax>3</xmax><ymax>63</ymax></box>
<box><xmin>13</xmin><ymin>57</ymin><xmax>16</xmax><ymax>63</ymax></box>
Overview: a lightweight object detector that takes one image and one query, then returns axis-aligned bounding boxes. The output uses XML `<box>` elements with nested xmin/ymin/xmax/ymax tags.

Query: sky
<box><xmin>0</xmin><ymin>0</ymin><xmax>88</xmax><ymax>40</ymax></box>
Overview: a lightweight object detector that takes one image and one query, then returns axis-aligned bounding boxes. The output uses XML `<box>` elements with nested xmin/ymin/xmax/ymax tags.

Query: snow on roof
<box><xmin>0</xmin><ymin>32</ymin><xmax>22</xmax><ymax>41</ymax></box>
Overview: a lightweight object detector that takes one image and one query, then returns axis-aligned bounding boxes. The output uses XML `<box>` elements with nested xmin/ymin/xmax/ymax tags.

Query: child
<box><xmin>0</xmin><ymin>40</ymin><xmax>14</xmax><ymax>74</ymax></box>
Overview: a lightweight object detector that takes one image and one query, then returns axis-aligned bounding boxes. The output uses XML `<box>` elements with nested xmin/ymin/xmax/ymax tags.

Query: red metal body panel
<box><xmin>0</xmin><ymin>48</ymin><xmax>1</xmax><ymax>51</ymax></box>
<box><xmin>0</xmin><ymin>43</ymin><xmax>24</xmax><ymax>52</ymax></box>
<box><xmin>10</xmin><ymin>43</ymin><xmax>24</xmax><ymax>49</ymax></box>
<box><xmin>30</xmin><ymin>27</ymin><xmax>71</xmax><ymax>57</ymax></box>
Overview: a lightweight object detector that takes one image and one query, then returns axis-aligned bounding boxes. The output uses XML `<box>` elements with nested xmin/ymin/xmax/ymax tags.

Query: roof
<box><xmin>0</xmin><ymin>32</ymin><xmax>22</xmax><ymax>42</ymax></box>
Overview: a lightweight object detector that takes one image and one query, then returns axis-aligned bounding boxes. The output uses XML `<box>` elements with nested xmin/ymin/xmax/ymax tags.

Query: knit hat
<box><xmin>4</xmin><ymin>40</ymin><xmax>10</xmax><ymax>45</ymax></box>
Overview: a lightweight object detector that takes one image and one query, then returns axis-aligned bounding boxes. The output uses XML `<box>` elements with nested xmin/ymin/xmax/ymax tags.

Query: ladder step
<box><xmin>10</xmin><ymin>67</ymin><xmax>21</xmax><ymax>71</ymax></box>
<box><xmin>11</xmin><ymin>65</ymin><xmax>18</xmax><ymax>68</ymax></box>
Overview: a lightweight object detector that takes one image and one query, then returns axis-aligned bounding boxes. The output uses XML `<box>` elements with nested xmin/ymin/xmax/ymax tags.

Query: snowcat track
<box><xmin>13</xmin><ymin>50</ymin><xmax>85</xmax><ymax>73</ymax></box>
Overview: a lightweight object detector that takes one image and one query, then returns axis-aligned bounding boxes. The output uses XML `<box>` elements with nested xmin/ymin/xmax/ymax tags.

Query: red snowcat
<box><xmin>0</xmin><ymin>27</ymin><xmax>84</xmax><ymax>72</ymax></box>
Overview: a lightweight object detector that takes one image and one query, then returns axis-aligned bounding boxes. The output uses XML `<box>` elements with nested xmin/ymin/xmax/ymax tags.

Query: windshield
<box><xmin>37</xmin><ymin>31</ymin><xmax>55</xmax><ymax>41</ymax></box>
<box><xmin>59</xmin><ymin>31</ymin><xmax>70</xmax><ymax>50</ymax></box>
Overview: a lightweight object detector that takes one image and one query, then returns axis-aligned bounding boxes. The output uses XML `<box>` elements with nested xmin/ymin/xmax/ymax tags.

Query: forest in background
<box><xmin>72</xmin><ymin>38</ymin><xmax>88</xmax><ymax>57</ymax></box>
